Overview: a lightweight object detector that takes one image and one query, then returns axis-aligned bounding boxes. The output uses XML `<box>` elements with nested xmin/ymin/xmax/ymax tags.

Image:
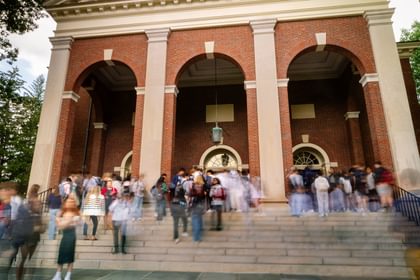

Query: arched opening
<box><xmin>292</xmin><ymin>143</ymin><xmax>331</xmax><ymax>174</ymax></box>
<box><xmin>68</xmin><ymin>61</ymin><xmax>137</xmax><ymax>177</ymax></box>
<box><xmin>173</xmin><ymin>55</ymin><xmax>248</xmax><ymax>174</ymax></box>
<box><xmin>198</xmin><ymin>144</ymin><xmax>244</xmax><ymax>172</ymax></box>
<box><xmin>287</xmin><ymin>48</ymin><xmax>373</xmax><ymax>172</ymax></box>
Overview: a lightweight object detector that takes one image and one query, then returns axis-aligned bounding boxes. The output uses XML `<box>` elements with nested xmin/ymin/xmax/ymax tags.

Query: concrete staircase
<box><xmin>1</xmin><ymin>205</ymin><xmax>419</xmax><ymax>279</ymax></box>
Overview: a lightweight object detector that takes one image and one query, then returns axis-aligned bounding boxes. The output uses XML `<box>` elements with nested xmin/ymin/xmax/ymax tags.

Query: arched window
<box><xmin>293</xmin><ymin>150</ymin><xmax>320</xmax><ymax>166</ymax></box>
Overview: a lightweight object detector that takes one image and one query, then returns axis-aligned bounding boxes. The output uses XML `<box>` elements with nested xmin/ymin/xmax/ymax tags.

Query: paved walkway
<box><xmin>0</xmin><ymin>267</ymin><xmax>409</xmax><ymax>280</ymax></box>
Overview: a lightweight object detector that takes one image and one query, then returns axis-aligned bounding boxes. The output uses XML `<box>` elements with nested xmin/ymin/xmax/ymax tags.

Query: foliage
<box><xmin>0</xmin><ymin>0</ymin><xmax>45</xmax><ymax>63</ymax></box>
<box><xmin>401</xmin><ymin>21</ymin><xmax>420</xmax><ymax>103</ymax></box>
<box><xmin>0</xmin><ymin>74</ymin><xmax>45</xmax><ymax>189</ymax></box>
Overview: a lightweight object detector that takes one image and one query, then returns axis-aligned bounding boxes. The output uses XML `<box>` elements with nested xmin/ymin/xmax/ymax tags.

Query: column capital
<box><xmin>145</xmin><ymin>28</ymin><xmax>171</xmax><ymax>43</ymax></box>
<box><xmin>344</xmin><ymin>111</ymin><xmax>360</xmax><ymax>120</ymax></box>
<box><xmin>62</xmin><ymin>91</ymin><xmax>80</xmax><ymax>102</ymax></box>
<box><xmin>364</xmin><ymin>9</ymin><xmax>394</xmax><ymax>27</ymax></box>
<box><xmin>277</xmin><ymin>79</ymin><xmax>290</xmax><ymax>88</ymax></box>
<box><xmin>135</xmin><ymin>87</ymin><xmax>146</xmax><ymax>95</ymax></box>
<box><xmin>397</xmin><ymin>42</ymin><xmax>420</xmax><ymax>59</ymax></box>
<box><xmin>244</xmin><ymin>80</ymin><xmax>257</xmax><ymax>90</ymax></box>
<box><xmin>93</xmin><ymin>122</ymin><xmax>108</xmax><ymax>130</ymax></box>
<box><xmin>359</xmin><ymin>73</ymin><xmax>379</xmax><ymax>87</ymax></box>
<box><xmin>250</xmin><ymin>19</ymin><xmax>277</xmax><ymax>35</ymax></box>
<box><xmin>164</xmin><ymin>85</ymin><xmax>179</xmax><ymax>97</ymax></box>
<box><xmin>49</xmin><ymin>36</ymin><xmax>74</xmax><ymax>51</ymax></box>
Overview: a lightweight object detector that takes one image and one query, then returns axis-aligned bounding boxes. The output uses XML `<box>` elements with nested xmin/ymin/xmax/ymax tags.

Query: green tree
<box><xmin>401</xmin><ymin>21</ymin><xmax>420</xmax><ymax>103</ymax></box>
<box><xmin>0</xmin><ymin>0</ymin><xmax>45</xmax><ymax>63</ymax></box>
<box><xmin>0</xmin><ymin>75</ymin><xmax>45</xmax><ymax>189</ymax></box>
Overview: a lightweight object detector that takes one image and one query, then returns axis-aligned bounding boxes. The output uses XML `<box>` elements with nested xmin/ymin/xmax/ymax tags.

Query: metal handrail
<box><xmin>37</xmin><ymin>188</ymin><xmax>52</xmax><ymax>215</ymax></box>
<box><xmin>393</xmin><ymin>185</ymin><xmax>420</xmax><ymax>226</ymax></box>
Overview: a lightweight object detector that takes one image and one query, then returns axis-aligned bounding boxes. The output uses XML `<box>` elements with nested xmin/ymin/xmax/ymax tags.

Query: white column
<box><xmin>139</xmin><ymin>28</ymin><xmax>170</xmax><ymax>188</ymax></box>
<box><xmin>364</xmin><ymin>10</ymin><xmax>420</xmax><ymax>177</ymax></box>
<box><xmin>250</xmin><ymin>19</ymin><xmax>286</xmax><ymax>201</ymax></box>
<box><xmin>28</xmin><ymin>36</ymin><xmax>73</xmax><ymax>192</ymax></box>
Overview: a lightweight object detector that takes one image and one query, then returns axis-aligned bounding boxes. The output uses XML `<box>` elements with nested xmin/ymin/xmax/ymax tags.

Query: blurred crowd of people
<box><xmin>287</xmin><ymin>161</ymin><xmax>395</xmax><ymax>217</ymax></box>
<box><xmin>0</xmin><ymin>161</ymin><xmax>399</xmax><ymax>279</ymax></box>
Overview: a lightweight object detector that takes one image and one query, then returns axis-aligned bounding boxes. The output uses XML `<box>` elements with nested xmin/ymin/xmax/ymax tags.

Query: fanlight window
<box><xmin>205</xmin><ymin>152</ymin><xmax>238</xmax><ymax>170</ymax></box>
<box><xmin>293</xmin><ymin>151</ymin><xmax>320</xmax><ymax>166</ymax></box>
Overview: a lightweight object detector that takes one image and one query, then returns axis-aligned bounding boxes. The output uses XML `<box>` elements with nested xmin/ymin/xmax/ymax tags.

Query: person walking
<box><xmin>170</xmin><ymin>178</ymin><xmax>188</xmax><ymax>244</ymax></box>
<box><xmin>131</xmin><ymin>175</ymin><xmax>145</xmax><ymax>221</ymax></box>
<box><xmin>209</xmin><ymin>177</ymin><xmax>225</xmax><ymax>230</ymax></box>
<box><xmin>314</xmin><ymin>172</ymin><xmax>330</xmax><ymax>217</ymax></box>
<box><xmin>47</xmin><ymin>186</ymin><xmax>62</xmax><ymax>240</ymax></box>
<box><xmin>151</xmin><ymin>175</ymin><xmax>167</xmax><ymax>222</ymax></box>
<box><xmin>109</xmin><ymin>190</ymin><xmax>131</xmax><ymax>254</ymax></box>
<box><xmin>82</xmin><ymin>186</ymin><xmax>105</xmax><ymax>241</ymax></box>
<box><xmin>189</xmin><ymin>175</ymin><xmax>206</xmax><ymax>243</ymax></box>
<box><xmin>51</xmin><ymin>197</ymin><xmax>80</xmax><ymax>280</ymax></box>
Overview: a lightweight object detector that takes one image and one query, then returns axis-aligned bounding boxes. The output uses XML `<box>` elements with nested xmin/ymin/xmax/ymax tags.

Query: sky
<box><xmin>1</xmin><ymin>0</ymin><xmax>420</xmax><ymax>86</ymax></box>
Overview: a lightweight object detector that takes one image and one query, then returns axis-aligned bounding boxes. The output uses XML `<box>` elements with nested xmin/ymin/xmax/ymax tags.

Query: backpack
<box><xmin>381</xmin><ymin>170</ymin><xmax>393</xmax><ymax>184</ymax></box>
<box><xmin>172</xmin><ymin>183</ymin><xmax>186</xmax><ymax>204</ymax></box>
<box><xmin>12</xmin><ymin>204</ymin><xmax>34</xmax><ymax>243</ymax></box>
<box><xmin>213</xmin><ymin>186</ymin><xmax>225</xmax><ymax>200</ymax></box>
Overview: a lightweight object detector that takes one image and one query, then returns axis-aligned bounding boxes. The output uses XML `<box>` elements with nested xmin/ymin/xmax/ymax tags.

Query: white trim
<box><xmin>145</xmin><ymin>28</ymin><xmax>171</xmax><ymax>43</ymax></box>
<box><xmin>49</xmin><ymin>36</ymin><xmax>73</xmax><ymax>50</ymax></box>
<box><xmin>62</xmin><ymin>91</ymin><xmax>80</xmax><ymax>102</ymax></box>
<box><xmin>364</xmin><ymin>9</ymin><xmax>394</xmax><ymax>27</ymax></box>
<box><xmin>164</xmin><ymin>85</ymin><xmax>179</xmax><ymax>96</ymax></box>
<box><xmin>205</xmin><ymin>41</ymin><xmax>215</xmax><ymax>59</ymax></box>
<box><xmin>315</xmin><ymin>32</ymin><xmax>326</xmax><ymax>52</ymax></box>
<box><xmin>198</xmin><ymin>144</ymin><xmax>243</xmax><ymax>170</ymax></box>
<box><xmin>104</xmin><ymin>49</ymin><xmax>114</xmax><ymax>66</ymax></box>
<box><xmin>344</xmin><ymin>111</ymin><xmax>360</xmax><ymax>120</ymax></box>
<box><xmin>397</xmin><ymin>42</ymin><xmax>420</xmax><ymax>59</ymax></box>
<box><xmin>135</xmin><ymin>87</ymin><xmax>145</xmax><ymax>95</ymax></box>
<box><xmin>292</xmin><ymin>143</ymin><xmax>331</xmax><ymax>171</ymax></box>
<box><xmin>93</xmin><ymin>122</ymin><xmax>108</xmax><ymax>130</ymax></box>
<box><xmin>120</xmin><ymin>150</ymin><xmax>133</xmax><ymax>178</ymax></box>
<box><xmin>250</xmin><ymin>19</ymin><xmax>277</xmax><ymax>35</ymax></box>
<box><xmin>359</xmin><ymin>73</ymin><xmax>379</xmax><ymax>87</ymax></box>
<box><xmin>244</xmin><ymin>80</ymin><xmax>257</xmax><ymax>90</ymax></box>
<box><xmin>277</xmin><ymin>78</ymin><xmax>289</xmax><ymax>88</ymax></box>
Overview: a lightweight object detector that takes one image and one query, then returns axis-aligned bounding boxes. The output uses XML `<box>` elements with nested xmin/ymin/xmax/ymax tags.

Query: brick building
<box><xmin>30</xmin><ymin>0</ymin><xmax>420</xmax><ymax>201</ymax></box>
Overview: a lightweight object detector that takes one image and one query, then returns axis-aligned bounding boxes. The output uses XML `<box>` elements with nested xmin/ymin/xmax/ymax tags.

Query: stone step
<box><xmin>3</xmin><ymin>205</ymin><xmax>418</xmax><ymax>279</ymax></box>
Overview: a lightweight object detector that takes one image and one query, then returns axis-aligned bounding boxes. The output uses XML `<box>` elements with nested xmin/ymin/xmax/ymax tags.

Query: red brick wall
<box><xmin>161</xmin><ymin>93</ymin><xmax>177</xmax><ymax>179</ymax></box>
<box><xmin>276</xmin><ymin>16</ymin><xmax>377</xmax><ymax>78</ymax></box>
<box><xmin>246</xmin><ymin>88</ymin><xmax>260</xmax><ymax>176</ymax></box>
<box><xmin>401</xmin><ymin>58</ymin><xmax>420</xmax><ymax>153</ymax></box>
<box><xmin>166</xmin><ymin>26</ymin><xmax>255</xmax><ymax>84</ymax></box>
<box><xmin>64</xmin><ymin>35</ymin><xmax>147</xmax><ymax>91</ymax></box>
<box><xmin>131</xmin><ymin>94</ymin><xmax>145</xmax><ymax>178</ymax></box>
<box><xmin>289</xmin><ymin>78</ymin><xmax>353</xmax><ymax>170</ymax></box>
<box><xmin>173</xmin><ymin>85</ymin><xmax>248</xmax><ymax>174</ymax></box>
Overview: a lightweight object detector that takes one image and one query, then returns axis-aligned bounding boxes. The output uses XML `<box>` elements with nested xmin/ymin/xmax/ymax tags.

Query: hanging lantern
<box><xmin>221</xmin><ymin>153</ymin><xmax>230</xmax><ymax>166</ymax></box>
<box><xmin>212</xmin><ymin>126</ymin><xmax>223</xmax><ymax>144</ymax></box>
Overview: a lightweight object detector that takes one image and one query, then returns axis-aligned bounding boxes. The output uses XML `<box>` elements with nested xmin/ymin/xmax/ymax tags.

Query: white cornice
<box><xmin>164</xmin><ymin>85</ymin><xmax>179</xmax><ymax>96</ymax></box>
<box><xmin>244</xmin><ymin>80</ymin><xmax>256</xmax><ymax>90</ymax></box>
<box><xmin>135</xmin><ymin>87</ymin><xmax>145</xmax><ymax>95</ymax></box>
<box><xmin>364</xmin><ymin>8</ymin><xmax>394</xmax><ymax>27</ymax></box>
<box><xmin>62</xmin><ymin>91</ymin><xmax>80</xmax><ymax>102</ymax></box>
<box><xmin>277</xmin><ymin>79</ymin><xmax>289</xmax><ymax>88</ymax></box>
<box><xmin>359</xmin><ymin>73</ymin><xmax>379</xmax><ymax>87</ymax></box>
<box><xmin>397</xmin><ymin>41</ymin><xmax>420</xmax><ymax>59</ymax></box>
<box><xmin>49</xmin><ymin>36</ymin><xmax>74</xmax><ymax>50</ymax></box>
<box><xmin>48</xmin><ymin>0</ymin><xmax>390</xmax><ymax>39</ymax></box>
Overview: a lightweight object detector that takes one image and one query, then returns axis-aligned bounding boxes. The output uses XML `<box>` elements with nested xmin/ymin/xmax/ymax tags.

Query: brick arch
<box><xmin>69</xmin><ymin>60</ymin><xmax>137</xmax><ymax>122</ymax></box>
<box><xmin>166</xmin><ymin>25</ymin><xmax>255</xmax><ymax>84</ymax></box>
<box><xmin>276</xmin><ymin>16</ymin><xmax>376</xmax><ymax>78</ymax></box>
<box><xmin>174</xmin><ymin>52</ymin><xmax>246</xmax><ymax>85</ymax></box>
<box><xmin>64</xmin><ymin>34</ymin><xmax>147</xmax><ymax>91</ymax></box>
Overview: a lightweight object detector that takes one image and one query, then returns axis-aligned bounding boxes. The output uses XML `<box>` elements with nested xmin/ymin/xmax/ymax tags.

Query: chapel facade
<box><xmin>30</xmin><ymin>0</ymin><xmax>420</xmax><ymax>201</ymax></box>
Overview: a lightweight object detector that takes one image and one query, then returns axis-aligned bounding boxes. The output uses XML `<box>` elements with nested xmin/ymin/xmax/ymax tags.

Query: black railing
<box><xmin>393</xmin><ymin>185</ymin><xmax>420</xmax><ymax>226</ymax></box>
<box><xmin>38</xmin><ymin>188</ymin><xmax>51</xmax><ymax>215</ymax></box>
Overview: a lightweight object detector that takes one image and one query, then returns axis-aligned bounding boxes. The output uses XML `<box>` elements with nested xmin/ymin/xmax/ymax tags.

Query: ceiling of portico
<box><xmin>90</xmin><ymin>51</ymin><xmax>350</xmax><ymax>90</ymax></box>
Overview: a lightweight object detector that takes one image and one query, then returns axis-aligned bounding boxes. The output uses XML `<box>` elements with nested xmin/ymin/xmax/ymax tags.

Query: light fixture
<box><xmin>211</xmin><ymin>57</ymin><xmax>223</xmax><ymax>144</ymax></box>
